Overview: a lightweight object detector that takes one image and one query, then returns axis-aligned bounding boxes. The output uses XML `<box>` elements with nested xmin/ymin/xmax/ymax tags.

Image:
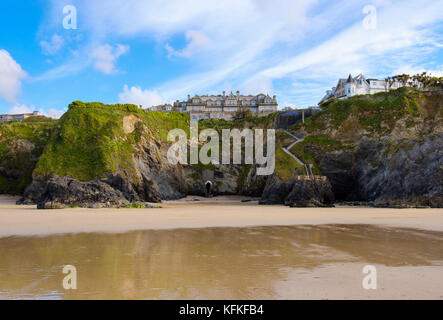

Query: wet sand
<box><xmin>0</xmin><ymin>225</ymin><xmax>442</xmax><ymax>299</ymax></box>
<box><xmin>1</xmin><ymin>195</ymin><xmax>443</xmax><ymax>299</ymax></box>
<box><xmin>1</xmin><ymin>195</ymin><xmax>443</xmax><ymax>237</ymax></box>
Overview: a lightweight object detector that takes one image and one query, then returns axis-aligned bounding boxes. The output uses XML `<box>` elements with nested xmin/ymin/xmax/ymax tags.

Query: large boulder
<box><xmin>259</xmin><ymin>174</ymin><xmax>334</xmax><ymax>207</ymax></box>
<box><xmin>285</xmin><ymin>176</ymin><xmax>335</xmax><ymax>207</ymax></box>
<box><xmin>259</xmin><ymin>175</ymin><xmax>294</xmax><ymax>205</ymax></box>
<box><xmin>19</xmin><ymin>175</ymin><xmax>127</xmax><ymax>209</ymax></box>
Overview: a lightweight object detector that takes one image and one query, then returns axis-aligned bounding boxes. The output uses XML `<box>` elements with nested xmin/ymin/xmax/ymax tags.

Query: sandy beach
<box><xmin>1</xmin><ymin>195</ymin><xmax>443</xmax><ymax>299</ymax></box>
<box><xmin>1</xmin><ymin>195</ymin><xmax>443</xmax><ymax>237</ymax></box>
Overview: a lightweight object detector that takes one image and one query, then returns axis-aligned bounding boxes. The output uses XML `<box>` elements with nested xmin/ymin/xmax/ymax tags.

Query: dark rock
<box><xmin>259</xmin><ymin>175</ymin><xmax>294</xmax><ymax>205</ymax></box>
<box><xmin>259</xmin><ymin>174</ymin><xmax>334</xmax><ymax>207</ymax></box>
<box><xmin>314</xmin><ymin>149</ymin><xmax>359</xmax><ymax>201</ymax></box>
<box><xmin>353</xmin><ymin>134</ymin><xmax>442</xmax><ymax>207</ymax></box>
<box><xmin>285</xmin><ymin>176</ymin><xmax>335</xmax><ymax>207</ymax></box>
<box><xmin>21</xmin><ymin>175</ymin><xmax>128</xmax><ymax>209</ymax></box>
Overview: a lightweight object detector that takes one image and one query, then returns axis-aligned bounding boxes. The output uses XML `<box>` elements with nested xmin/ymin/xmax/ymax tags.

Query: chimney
<box><xmin>273</xmin><ymin>95</ymin><xmax>276</xmax><ymax>101</ymax></box>
<box><xmin>223</xmin><ymin>90</ymin><xmax>226</xmax><ymax>97</ymax></box>
<box><xmin>236</xmin><ymin>90</ymin><xmax>239</xmax><ymax>97</ymax></box>
<box><xmin>187</xmin><ymin>94</ymin><xmax>191</xmax><ymax>100</ymax></box>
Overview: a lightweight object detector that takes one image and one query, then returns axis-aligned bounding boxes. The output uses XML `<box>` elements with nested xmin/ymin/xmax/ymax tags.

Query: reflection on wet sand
<box><xmin>0</xmin><ymin>225</ymin><xmax>442</xmax><ymax>299</ymax></box>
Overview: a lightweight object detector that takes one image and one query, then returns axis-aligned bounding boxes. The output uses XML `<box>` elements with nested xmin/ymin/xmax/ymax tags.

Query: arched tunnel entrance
<box><xmin>202</xmin><ymin>169</ymin><xmax>214</xmax><ymax>198</ymax></box>
<box><xmin>205</xmin><ymin>180</ymin><xmax>213</xmax><ymax>197</ymax></box>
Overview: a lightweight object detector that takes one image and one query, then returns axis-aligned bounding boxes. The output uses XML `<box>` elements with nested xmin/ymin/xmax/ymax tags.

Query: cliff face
<box><xmin>17</xmin><ymin>103</ymin><xmax>276</xmax><ymax>208</ymax></box>
<box><xmin>3</xmin><ymin>88</ymin><xmax>441</xmax><ymax>208</ymax></box>
<box><xmin>289</xmin><ymin>88</ymin><xmax>443</xmax><ymax>207</ymax></box>
<box><xmin>0</xmin><ymin>119</ymin><xmax>55</xmax><ymax>195</ymax></box>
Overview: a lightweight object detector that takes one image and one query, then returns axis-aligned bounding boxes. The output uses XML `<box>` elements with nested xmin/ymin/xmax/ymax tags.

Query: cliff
<box><xmin>0</xmin><ymin>117</ymin><xmax>56</xmax><ymax>194</ymax></box>
<box><xmin>16</xmin><ymin>102</ymin><xmax>289</xmax><ymax>208</ymax></box>
<box><xmin>2</xmin><ymin>87</ymin><xmax>441</xmax><ymax>208</ymax></box>
<box><xmin>288</xmin><ymin>87</ymin><xmax>442</xmax><ymax>207</ymax></box>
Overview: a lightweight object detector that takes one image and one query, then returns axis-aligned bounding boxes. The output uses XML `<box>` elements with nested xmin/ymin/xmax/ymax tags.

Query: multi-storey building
<box><xmin>318</xmin><ymin>74</ymin><xmax>404</xmax><ymax>105</ymax></box>
<box><xmin>173</xmin><ymin>91</ymin><xmax>278</xmax><ymax>120</ymax></box>
<box><xmin>0</xmin><ymin>111</ymin><xmax>42</xmax><ymax>123</ymax></box>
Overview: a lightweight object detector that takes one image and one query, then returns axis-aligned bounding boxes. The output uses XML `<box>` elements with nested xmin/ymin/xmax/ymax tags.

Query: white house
<box><xmin>0</xmin><ymin>111</ymin><xmax>42</xmax><ymax>123</ymax></box>
<box><xmin>319</xmin><ymin>74</ymin><xmax>404</xmax><ymax>105</ymax></box>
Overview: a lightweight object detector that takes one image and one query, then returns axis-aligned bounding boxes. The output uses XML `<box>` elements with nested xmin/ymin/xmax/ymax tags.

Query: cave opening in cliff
<box><xmin>205</xmin><ymin>181</ymin><xmax>213</xmax><ymax>197</ymax></box>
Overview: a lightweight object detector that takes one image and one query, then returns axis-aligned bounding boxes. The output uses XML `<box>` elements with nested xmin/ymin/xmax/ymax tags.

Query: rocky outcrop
<box><xmin>314</xmin><ymin>148</ymin><xmax>358</xmax><ymax>201</ymax></box>
<box><xmin>0</xmin><ymin>139</ymin><xmax>41</xmax><ymax>195</ymax></box>
<box><xmin>305</xmin><ymin>134</ymin><xmax>442</xmax><ymax>207</ymax></box>
<box><xmin>259</xmin><ymin>174</ymin><xmax>334</xmax><ymax>207</ymax></box>
<box><xmin>259</xmin><ymin>175</ymin><xmax>294</xmax><ymax>205</ymax></box>
<box><xmin>354</xmin><ymin>134</ymin><xmax>442</xmax><ymax>207</ymax></box>
<box><xmin>290</xmin><ymin>89</ymin><xmax>443</xmax><ymax>207</ymax></box>
<box><xmin>18</xmin><ymin>175</ymin><xmax>127</xmax><ymax>209</ymax></box>
<box><xmin>285</xmin><ymin>176</ymin><xmax>335</xmax><ymax>207</ymax></box>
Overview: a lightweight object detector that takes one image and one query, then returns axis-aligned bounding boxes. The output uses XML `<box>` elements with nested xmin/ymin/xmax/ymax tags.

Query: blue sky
<box><xmin>0</xmin><ymin>0</ymin><xmax>442</xmax><ymax>117</ymax></box>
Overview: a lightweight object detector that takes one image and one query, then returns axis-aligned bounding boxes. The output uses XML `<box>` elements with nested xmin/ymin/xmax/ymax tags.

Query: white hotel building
<box><xmin>319</xmin><ymin>74</ymin><xmax>404</xmax><ymax>105</ymax></box>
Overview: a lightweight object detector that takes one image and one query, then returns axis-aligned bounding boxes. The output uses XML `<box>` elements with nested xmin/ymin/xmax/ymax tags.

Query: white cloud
<box><xmin>45</xmin><ymin>108</ymin><xmax>65</xmax><ymax>119</ymax></box>
<box><xmin>258</xmin><ymin>1</ymin><xmax>443</xmax><ymax>80</ymax></box>
<box><xmin>0</xmin><ymin>50</ymin><xmax>27</xmax><ymax>102</ymax></box>
<box><xmin>40</xmin><ymin>34</ymin><xmax>64</xmax><ymax>55</ymax></box>
<box><xmin>7</xmin><ymin>104</ymin><xmax>33</xmax><ymax>114</ymax></box>
<box><xmin>50</xmin><ymin>0</ymin><xmax>316</xmax><ymax>84</ymax></box>
<box><xmin>241</xmin><ymin>76</ymin><xmax>273</xmax><ymax>95</ymax></box>
<box><xmin>391</xmin><ymin>65</ymin><xmax>443</xmax><ymax>77</ymax></box>
<box><xmin>91</xmin><ymin>44</ymin><xmax>130</xmax><ymax>74</ymax></box>
<box><xmin>118</xmin><ymin>85</ymin><xmax>164</xmax><ymax>107</ymax></box>
<box><xmin>42</xmin><ymin>0</ymin><xmax>443</xmax><ymax>106</ymax></box>
<box><xmin>166</xmin><ymin>30</ymin><xmax>212</xmax><ymax>58</ymax></box>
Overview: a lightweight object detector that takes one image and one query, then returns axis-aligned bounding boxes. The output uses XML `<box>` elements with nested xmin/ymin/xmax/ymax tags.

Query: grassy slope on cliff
<box><xmin>34</xmin><ymin>102</ymin><xmax>190</xmax><ymax>181</ymax></box>
<box><xmin>0</xmin><ymin>118</ymin><xmax>56</xmax><ymax>193</ymax></box>
<box><xmin>289</xmin><ymin>88</ymin><xmax>442</xmax><ymax>174</ymax></box>
<box><xmin>32</xmin><ymin>103</ymin><xmax>292</xmax><ymax>188</ymax></box>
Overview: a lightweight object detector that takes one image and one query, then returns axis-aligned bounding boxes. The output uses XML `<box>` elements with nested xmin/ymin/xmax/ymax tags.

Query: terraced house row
<box><xmin>172</xmin><ymin>91</ymin><xmax>278</xmax><ymax>120</ymax></box>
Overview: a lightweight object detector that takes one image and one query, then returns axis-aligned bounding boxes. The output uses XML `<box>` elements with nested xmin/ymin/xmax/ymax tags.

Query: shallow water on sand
<box><xmin>0</xmin><ymin>224</ymin><xmax>443</xmax><ymax>299</ymax></box>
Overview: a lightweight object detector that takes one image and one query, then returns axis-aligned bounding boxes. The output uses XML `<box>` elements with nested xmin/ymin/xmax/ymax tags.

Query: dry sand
<box><xmin>1</xmin><ymin>195</ymin><xmax>443</xmax><ymax>237</ymax></box>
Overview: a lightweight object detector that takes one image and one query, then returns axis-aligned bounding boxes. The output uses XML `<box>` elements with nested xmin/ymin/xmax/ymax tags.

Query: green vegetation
<box><xmin>292</xmin><ymin>88</ymin><xmax>425</xmax><ymax>135</ymax></box>
<box><xmin>274</xmin><ymin>131</ymin><xmax>303</xmax><ymax>180</ymax></box>
<box><xmin>23</xmin><ymin>115</ymin><xmax>56</xmax><ymax>123</ymax></box>
<box><xmin>34</xmin><ymin>102</ymin><xmax>190</xmax><ymax>182</ymax></box>
<box><xmin>0</xmin><ymin>120</ymin><xmax>56</xmax><ymax>194</ymax></box>
<box><xmin>289</xmin><ymin>134</ymin><xmax>352</xmax><ymax>175</ymax></box>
